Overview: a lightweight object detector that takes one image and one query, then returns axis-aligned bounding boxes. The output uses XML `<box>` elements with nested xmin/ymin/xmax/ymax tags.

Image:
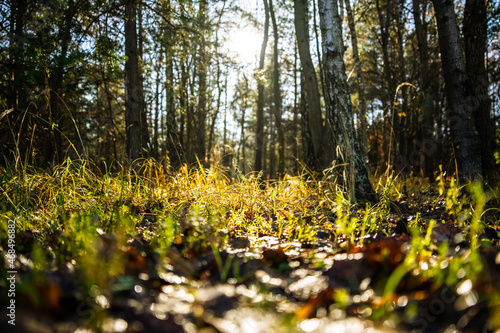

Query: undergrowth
<box><xmin>1</xmin><ymin>158</ymin><xmax>499</xmax><ymax>332</ymax></box>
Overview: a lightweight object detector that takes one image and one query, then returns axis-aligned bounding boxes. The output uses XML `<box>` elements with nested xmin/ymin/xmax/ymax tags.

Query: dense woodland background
<box><xmin>2</xmin><ymin>2</ymin><xmax>500</xmax><ymax>331</ymax></box>
<box><xmin>1</xmin><ymin>0</ymin><xmax>499</xmax><ymax>183</ymax></box>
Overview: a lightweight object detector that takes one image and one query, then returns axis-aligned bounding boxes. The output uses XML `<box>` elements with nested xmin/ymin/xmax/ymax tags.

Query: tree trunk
<box><xmin>393</xmin><ymin>1</ymin><xmax>407</xmax><ymax>172</ymax></box>
<box><xmin>165</xmin><ymin>34</ymin><xmax>181</xmax><ymax>168</ymax></box>
<box><xmin>344</xmin><ymin>0</ymin><xmax>368</xmax><ymax>157</ymax></box>
<box><xmin>46</xmin><ymin>0</ymin><xmax>76</xmax><ymax>164</ymax></box>
<box><xmin>312</xmin><ymin>0</ymin><xmax>327</xmax><ymax>110</ymax></box>
<box><xmin>412</xmin><ymin>0</ymin><xmax>435</xmax><ymax>178</ymax></box>
<box><xmin>239</xmin><ymin>77</ymin><xmax>249</xmax><ymax>174</ymax></box>
<box><xmin>153</xmin><ymin>40</ymin><xmax>162</xmax><ymax>161</ymax></box>
<box><xmin>463</xmin><ymin>0</ymin><xmax>495</xmax><ymax>180</ymax></box>
<box><xmin>269</xmin><ymin>115</ymin><xmax>276</xmax><ymax>178</ymax></box>
<box><xmin>431</xmin><ymin>0</ymin><xmax>482</xmax><ymax>180</ymax></box>
<box><xmin>125</xmin><ymin>0</ymin><xmax>144</xmax><ymax>167</ymax></box>
<box><xmin>254</xmin><ymin>0</ymin><xmax>270</xmax><ymax>171</ymax></box>
<box><xmin>313</xmin><ymin>0</ymin><xmax>334</xmax><ymax>165</ymax></box>
<box><xmin>187</xmin><ymin>63</ymin><xmax>196</xmax><ymax>164</ymax></box>
<box><xmin>222</xmin><ymin>74</ymin><xmax>232</xmax><ymax>170</ymax></box>
<box><xmin>292</xmin><ymin>39</ymin><xmax>300</xmax><ymax>173</ymax></box>
<box><xmin>209</xmin><ymin>57</ymin><xmax>222</xmax><ymax>158</ymax></box>
<box><xmin>318</xmin><ymin>0</ymin><xmax>376</xmax><ymax>202</ymax></box>
<box><xmin>7</xmin><ymin>0</ymin><xmax>28</xmax><ymax>163</ymax></box>
<box><xmin>269</xmin><ymin>0</ymin><xmax>285</xmax><ymax>176</ymax></box>
<box><xmin>293</xmin><ymin>0</ymin><xmax>325</xmax><ymax>171</ymax></box>
<box><xmin>196</xmin><ymin>0</ymin><xmax>208</xmax><ymax>166</ymax></box>
<box><xmin>178</xmin><ymin>54</ymin><xmax>189</xmax><ymax>158</ymax></box>
<box><xmin>299</xmin><ymin>74</ymin><xmax>316</xmax><ymax>170</ymax></box>
<box><xmin>375</xmin><ymin>0</ymin><xmax>395</xmax><ymax>170</ymax></box>
<box><xmin>137</xmin><ymin>3</ymin><xmax>150</xmax><ymax>158</ymax></box>
<box><xmin>164</xmin><ymin>0</ymin><xmax>182</xmax><ymax>168</ymax></box>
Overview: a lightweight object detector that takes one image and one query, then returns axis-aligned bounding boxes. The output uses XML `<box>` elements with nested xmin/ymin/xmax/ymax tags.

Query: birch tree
<box><xmin>318</xmin><ymin>0</ymin><xmax>376</xmax><ymax>202</ymax></box>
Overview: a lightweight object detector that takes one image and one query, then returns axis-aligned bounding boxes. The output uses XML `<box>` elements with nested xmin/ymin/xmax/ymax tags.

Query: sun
<box><xmin>226</xmin><ymin>24</ymin><xmax>263</xmax><ymax>66</ymax></box>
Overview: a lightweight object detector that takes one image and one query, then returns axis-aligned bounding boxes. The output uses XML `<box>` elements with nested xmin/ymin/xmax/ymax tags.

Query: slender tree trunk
<box><xmin>210</xmin><ymin>56</ymin><xmax>222</xmax><ymax>156</ymax></box>
<box><xmin>431</xmin><ymin>0</ymin><xmax>482</xmax><ymax>180</ymax></box>
<box><xmin>318</xmin><ymin>0</ymin><xmax>376</xmax><ymax>202</ymax></box>
<box><xmin>293</xmin><ymin>0</ymin><xmax>325</xmax><ymax>171</ymax></box>
<box><xmin>463</xmin><ymin>0</ymin><xmax>495</xmax><ymax>180</ymax></box>
<box><xmin>165</xmin><ymin>34</ymin><xmax>181</xmax><ymax>168</ymax></box>
<box><xmin>313</xmin><ymin>0</ymin><xmax>335</xmax><ymax>167</ymax></box>
<box><xmin>125</xmin><ymin>0</ymin><xmax>144</xmax><ymax>167</ymax></box>
<box><xmin>103</xmin><ymin>75</ymin><xmax>119</xmax><ymax>162</ymax></box>
<box><xmin>164</xmin><ymin>0</ymin><xmax>181</xmax><ymax>168</ymax></box>
<box><xmin>344</xmin><ymin>0</ymin><xmax>368</xmax><ymax>157</ymax></box>
<box><xmin>312</xmin><ymin>0</ymin><xmax>327</xmax><ymax>107</ymax></box>
<box><xmin>196</xmin><ymin>0</ymin><xmax>208</xmax><ymax>165</ymax></box>
<box><xmin>412</xmin><ymin>0</ymin><xmax>435</xmax><ymax>178</ymax></box>
<box><xmin>394</xmin><ymin>1</ymin><xmax>407</xmax><ymax>172</ymax></box>
<box><xmin>48</xmin><ymin>0</ymin><xmax>76</xmax><ymax>164</ymax></box>
<box><xmin>8</xmin><ymin>0</ymin><xmax>28</xmax><ymax>163</ymax></box>
<box><xmin>292</xmin><ymin>39</ymin><xmax>299</xmax><ymax>173</ymax></box>
<box><xmin>223</xmin><ymin>73</ymin><xmax>228</xmax><ymax>148</ymax></box>
<box><xmin>222</xmin><ymin>74</ymin><xmax>232</xmax><ymax>170</ymax></box>
<box><xmin>269</xmin><ymin>115</ymin><xmax>276</xmax><ymax>178</ymax></box>
<box><xmin>7</xmin><ymin>0</ymin><xmax>17</xmax><ymax>113</ymax></box>
<box><xmin>375</xmin><ymin>0</ymin><xmax>394</xmax><ymax>170</ymax></box>
<box><xmin>255</xmin><ymin>0</ymin><xmax>270</xmax><ymax>171</ymax></box>
<box><xmin>10</xmin><ymin>0</ymin><xmax>26</xmax><ymax>113</ymax></box>
<box><xmin>269</xmin><ymin>0</ymin><xmax>285</xmax><ymax>176</ymax></box>
<box><xmin>179</xmin><ymin>56</ymin><xmax>188</xmax><ymax>158</ymax></box>
<box><xmin>209</xmin><ymin>22</ymin><xmax>224</xmax><ymax>158</ymax></box>
<box><xmin>153</xmin><ymin>42</ymin><xmax>162</xmax><ymax>160</ymax></box>
<box><xmin>299</xmin><ymin>74</ymin><xmax>316</xmax><ymax>169</ymax></box>
<box><xmin>239</xmin><ymin>77</ymin><xmax>249</xmax><ymax>174</ymax></box>
<box><xmin>187</xmin><ymin>64</ymin><xmax>196</xmax><ymax>164</ymax></box>
<box><xmin>138</xmin><ymin>3</ymin><xmax>150</xmax><ymax>158</ymax></box>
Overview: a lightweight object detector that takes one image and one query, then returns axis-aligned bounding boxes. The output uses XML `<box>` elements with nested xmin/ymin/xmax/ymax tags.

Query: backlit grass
<box><xmin>1</xmin><ymin>158</ymin><xmax>499</xmax><ymax>332</ymax></box>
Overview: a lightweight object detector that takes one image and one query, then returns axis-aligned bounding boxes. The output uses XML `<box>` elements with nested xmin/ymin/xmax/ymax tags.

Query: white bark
<box><xmin>318</xmin><ymin>0</ymin><xmax>376</xmax><ymax>201</ymax></box>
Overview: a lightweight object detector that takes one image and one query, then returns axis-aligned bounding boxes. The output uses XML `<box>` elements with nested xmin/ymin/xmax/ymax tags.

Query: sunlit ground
<box><xmin>1</xmin><ymin>161</ymin><xmax>499</xmax><ymax>332</ymax></box>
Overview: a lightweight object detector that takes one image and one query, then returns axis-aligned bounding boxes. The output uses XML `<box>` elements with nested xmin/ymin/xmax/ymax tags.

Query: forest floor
<box><xmin>1</xmin><ymin>160</ymin><xmax>500</xmax><ymax>333</ymax></box>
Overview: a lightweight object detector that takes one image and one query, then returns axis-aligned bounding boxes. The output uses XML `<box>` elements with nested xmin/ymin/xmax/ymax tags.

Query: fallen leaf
<box><xmin>262</xmin><ymin>247</ymin><xmax>288</xmax><ymax>264</ymax></box>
